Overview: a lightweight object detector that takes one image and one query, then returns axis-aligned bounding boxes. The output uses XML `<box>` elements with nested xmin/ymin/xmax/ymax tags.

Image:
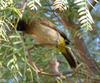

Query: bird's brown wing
<box><xmin>39</xmin><ymin>19</ymin><xmax>70</xmax><ymax>44</ymax></box>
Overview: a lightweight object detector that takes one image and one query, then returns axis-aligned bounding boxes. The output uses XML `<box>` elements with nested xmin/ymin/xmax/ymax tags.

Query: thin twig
<box><xmin>88</xmin><ymin>0</ymin><xmax>98</xmax><ymax>11</ymax></box>
<box><xmin>20</xmin><ymin>0</ymin><xmax>28</xmax><ymax>18</ymax></box>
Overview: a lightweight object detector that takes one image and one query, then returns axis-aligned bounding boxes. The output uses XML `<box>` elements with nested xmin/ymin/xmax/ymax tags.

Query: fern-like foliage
<box><xmin>0</xmin><ymin>0</ymin><xmax>13</xmax><ymax>10</ymax></box>
<box><xmin>27</xmin><ymin>0</ymin><xmax>41</xmax><ymax>10</ymax></box>
<box><xmin>0</xmin><ymin>0</ymin><xmax>12</xmax><ymax>40</ymax></box>
<box><xmin>0</xmin><ymin>0</ymin><xmax>21</xmax><ymax>41</ymax></box>
<box><xmin>0</xmin><ymin>19</ymin><xmax>10</xmax><ymax>41</ymax></box>
<box><xmin>74</xmin><ymin>0</ymin><xmax>95</xmax><ymax>31</ymax></box>
<box><xmin>53</xmin><ymin>0</ymin><xmax>97</xmax><ymax>32</ymax></box>
<box><xmin>53</xmin><ymin>0</ymin><xmax>69</xmax><ymax>12</ymax></box>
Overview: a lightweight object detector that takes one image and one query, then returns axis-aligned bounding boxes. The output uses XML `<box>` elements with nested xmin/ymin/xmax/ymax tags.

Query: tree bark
<box><xmin>74</xmin><ymin>36</ymin><xmax>100</xmax><ymax>74</ymax></box>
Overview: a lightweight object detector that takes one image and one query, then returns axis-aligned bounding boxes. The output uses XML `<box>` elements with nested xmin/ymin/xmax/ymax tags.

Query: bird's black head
<box><xmin>17</xmin><ymin>20</ymin><xmax>27</xmax><ymax>31</ymax></box>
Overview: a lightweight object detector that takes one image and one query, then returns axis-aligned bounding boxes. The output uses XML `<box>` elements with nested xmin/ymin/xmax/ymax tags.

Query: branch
<box><xmin>60</xmin><ymin>17</ymin><xmax>79</xmax><ymax>30</ymax></box>
<box><xmin>20</xmin><ymin>0</ymin><xmax>28</xmax><ymax>18</ymax></box>
<box><xmin>88</xmin><ymin>0</ymin><xmax>98</xmax><ymax>11</ymax></box>
<box><xmin>56</xmin><ymin>11</ymin><xmax>100</xmax><ymax>75</ymax></box>
<box><xmin>28</xmin><ymin>49</ymin><xmax>66</xmax><ymax>77</ymax></box>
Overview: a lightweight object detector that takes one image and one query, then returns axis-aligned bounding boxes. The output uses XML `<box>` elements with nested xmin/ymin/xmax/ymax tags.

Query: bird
<box><xmin>16</xmin><ymin>18</ymin><xmax>77</xmax><ymax>68</ymax></box>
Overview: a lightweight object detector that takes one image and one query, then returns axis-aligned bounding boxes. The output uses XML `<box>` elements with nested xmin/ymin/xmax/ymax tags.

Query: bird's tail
<box><xmin>62</xmin><ymin>47</ymin><xmax>77</xmax><ymax>68</ymax></box>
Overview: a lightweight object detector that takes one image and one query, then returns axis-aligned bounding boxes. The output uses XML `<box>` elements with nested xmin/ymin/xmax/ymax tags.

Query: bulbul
<box><xmin>17</xmin><ymin>18</ymin><xmax>77</xmax><ymax>68</ymax></box>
